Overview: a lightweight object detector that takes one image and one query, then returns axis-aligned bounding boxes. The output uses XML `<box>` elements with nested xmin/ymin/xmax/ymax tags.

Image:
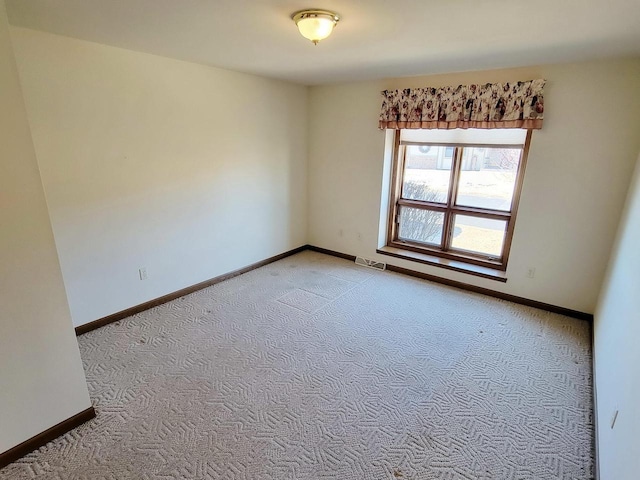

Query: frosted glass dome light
<box><xmin>291</xmin><ymin>10</ymin><xmax>340</xmax><ymax>45</ymax></box>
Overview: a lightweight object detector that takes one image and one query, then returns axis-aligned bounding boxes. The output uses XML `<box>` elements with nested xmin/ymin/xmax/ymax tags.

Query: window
<box><xmin>386</xmin><ymin>129</ymin><xmax>532</xmax><ymax>272</ymax></box>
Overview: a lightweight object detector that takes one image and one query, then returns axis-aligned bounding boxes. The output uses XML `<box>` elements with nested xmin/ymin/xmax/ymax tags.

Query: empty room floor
<box><xmin>0</xmin><ymin>251</ymin><xmax>593</xmax><ymax>479</ymax></box>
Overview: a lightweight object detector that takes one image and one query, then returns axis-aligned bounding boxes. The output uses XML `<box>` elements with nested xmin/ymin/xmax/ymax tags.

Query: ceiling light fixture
<box><xmin>291</xmin><ymin>9</ymin><xmax>340</xmax><ymax>45</ymax></box>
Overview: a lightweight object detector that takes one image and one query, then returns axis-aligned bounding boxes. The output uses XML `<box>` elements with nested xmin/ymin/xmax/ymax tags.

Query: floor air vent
<box><xmin>355</xmin><ymin>256</ymin><xmax>386</xmax><ymax>271</ymax></box>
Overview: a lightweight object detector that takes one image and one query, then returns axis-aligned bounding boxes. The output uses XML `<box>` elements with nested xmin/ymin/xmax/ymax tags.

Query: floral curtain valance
<box><xmin>379</xmin><ymin>79</ymin><xmax>545</xmax><ymax>130</ymax></box>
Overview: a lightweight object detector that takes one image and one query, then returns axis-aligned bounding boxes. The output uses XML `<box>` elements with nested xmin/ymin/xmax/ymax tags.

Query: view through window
<box><xmin>387</xmin><ymin>129</ymin><xmax>531</xmax><ymax>270</ymax></box>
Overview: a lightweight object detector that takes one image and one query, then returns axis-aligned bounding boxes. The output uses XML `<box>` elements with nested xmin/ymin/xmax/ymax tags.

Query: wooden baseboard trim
<box><xmin>75</xmin><ymin>243</ymin><xmax>592</xmax><ymax>336</ymax></box>
<box><xmin>306</xmin><ymin>245</ymin><xmax>357</xmax><ymax>261</ymax></box>
<box><xmin>75</xmin><ymin>245</ymin><xmax>308</xmax><ymax>335</ymax></box>
<box><xmin>309</xmin><ymin>245</ymin><xmax>594</xmax><ymax>321</ymax></box>
<box><xmin>0</xmin><ymin>406</ymin><xmax>95</xmax><ymax>469</ymax></box>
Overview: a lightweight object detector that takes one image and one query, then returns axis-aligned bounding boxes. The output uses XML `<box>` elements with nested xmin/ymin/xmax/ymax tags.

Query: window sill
<box><xmin>377</xmin><ymin>246</ymin><xmax>508</xmax><ymax>282</ymax></box>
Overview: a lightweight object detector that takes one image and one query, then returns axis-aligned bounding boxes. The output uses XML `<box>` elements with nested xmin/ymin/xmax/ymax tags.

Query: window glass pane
<box><xmin>402</xmin><ymin>145</ymin><xmax>453</xmax><ymax>203</ymax></box>
<box><xmin>450</xmin><ymin>215</ymin><xmax>507</xmax><ymax>258</ymax></box>
<box><xmin>398</xmin><ymin>206</ymin><xmax>444</xmax><ymax>246</ymax></box>
<box><xmin>456</xmin><ymin>147</ymin><xmax>521</xmax><ymax>211</ymax></box>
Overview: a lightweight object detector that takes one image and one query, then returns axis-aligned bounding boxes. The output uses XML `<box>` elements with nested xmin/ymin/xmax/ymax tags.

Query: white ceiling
<box><xmin>6</xmin><ymin>0</ymin><xmax>640</xmax><ymax>85</ymax></box>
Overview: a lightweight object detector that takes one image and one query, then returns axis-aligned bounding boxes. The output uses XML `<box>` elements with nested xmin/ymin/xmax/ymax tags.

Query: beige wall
<box><xmin>0</xmin><ymin>2</ymin><xmax>91</xmax><ymax>453</ymax></box>
<box><xmin>594</xmin><ymin>152</ymin><xmax>640</xmax><ymax>480</ymax></box>
<box><xmin>10</xmin><ymin>27</ymin><xmax>309</xmax><ymax>327</ymax></box>
<box><xmin>308</xmin><ymin>59</ymin><xmax>640</xmax><ymax>313</ymax></box>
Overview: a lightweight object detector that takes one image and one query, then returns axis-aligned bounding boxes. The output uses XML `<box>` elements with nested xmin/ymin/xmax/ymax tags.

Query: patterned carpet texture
<box><xmin>1</xmin><ymin>251</ymin><xmax>593</xmax><ymax>479</ymax></box>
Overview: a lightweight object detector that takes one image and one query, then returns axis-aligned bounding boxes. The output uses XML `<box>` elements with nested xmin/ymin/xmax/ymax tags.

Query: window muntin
<box><xmin>388</xmin><ymin>131</ymin><xmax>531</xmax><ymax>270</ymax></box>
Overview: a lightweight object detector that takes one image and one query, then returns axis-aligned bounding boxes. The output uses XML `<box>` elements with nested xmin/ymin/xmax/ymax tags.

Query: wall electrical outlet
<box><xmin>139</xmin><ymin>267</ymin><xmax>148</xmax><ymax>281</ymax></box>
<box><xmin>526</xmin><ymin>267</ymin><xmax>536</xmax><ymax>279</ymax></box>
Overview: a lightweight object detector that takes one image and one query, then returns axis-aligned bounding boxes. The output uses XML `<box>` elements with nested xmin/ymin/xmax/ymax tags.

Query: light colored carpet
<box><xmin>1</xmin><ymin>251</ymin><xmax>593</xmax><ymax>479</ymax></box>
